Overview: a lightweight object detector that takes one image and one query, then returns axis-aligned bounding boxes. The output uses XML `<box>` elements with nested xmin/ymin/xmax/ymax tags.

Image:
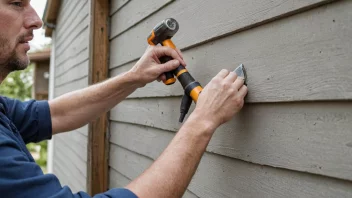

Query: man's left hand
<box><xmin>130</xmin><ymin>45</ymin><xmax>186</xmax><ymax>87</ymax></box>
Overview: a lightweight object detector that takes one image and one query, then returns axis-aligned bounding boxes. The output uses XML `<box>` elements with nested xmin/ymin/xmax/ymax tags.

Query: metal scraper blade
<box><xmin>234</xmin><ymin>64</ymin><xmax>247</xmax><ymax>85</ymax></box>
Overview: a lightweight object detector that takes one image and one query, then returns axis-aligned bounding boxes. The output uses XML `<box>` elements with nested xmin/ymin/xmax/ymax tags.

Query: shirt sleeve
<box><xmin>0</xmin><ymin>132</ymin><xmax>138</xmax><ymax>198</ymax></box>
<box><xmin>3</xmin><ymin>97</ymin><xmax>52</xmax><ymax>143</ymax></box>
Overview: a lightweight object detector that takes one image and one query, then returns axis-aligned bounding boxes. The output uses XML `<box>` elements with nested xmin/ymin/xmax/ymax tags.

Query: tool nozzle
<box><xmin>179</xmin><ymin>113</ymin><xmax>187</xmax><ymax>123</ymax></box>
<box><xmin>179</xmin><ymin>94</ymin><xmax>192</xmax><ymax>123</ymax></box>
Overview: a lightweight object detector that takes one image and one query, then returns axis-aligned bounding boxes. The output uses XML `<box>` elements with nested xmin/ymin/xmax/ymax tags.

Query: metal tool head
<box><xmin>234</xmin><ymin>64</ymin><xmax>247</xmax><ymax>85</ymax></box>
<box><xmin>148</xmin><ymin>18</ymin><xmax>179</xmax><ymax>45</ymax></box>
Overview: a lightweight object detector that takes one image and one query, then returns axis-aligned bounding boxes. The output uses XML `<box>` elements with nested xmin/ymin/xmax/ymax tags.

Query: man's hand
<box><xmin>192</xmin><ymin>69</ymin><xmax>248</xmax><ymax>131</ymax></box>
<box><xmin>130</xmin><ymin>45</ymin><xmax>186</xmax><ymax>87</ymax></box>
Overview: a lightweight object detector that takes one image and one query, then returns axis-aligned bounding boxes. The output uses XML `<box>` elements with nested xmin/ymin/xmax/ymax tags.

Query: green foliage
<box><xmin>0</xmin><ymin>65</ymin><xmax>47</xmax><ymax>172</ymax></box>
<box><xmin>0</xmin><ymin>65</ymin><xmax>33</xmax><ymax>101</ymax></box>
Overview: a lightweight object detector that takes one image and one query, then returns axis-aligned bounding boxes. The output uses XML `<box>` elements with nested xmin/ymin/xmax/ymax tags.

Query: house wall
<box><xmin>51</xmin><ymin>0</ymin><xmax>90</xmax><ymax>193</ymax></box>
<box><xmin>108</xmin><ymin>0</ymin><xmax>352</xmax><ymax>197</ymax></box>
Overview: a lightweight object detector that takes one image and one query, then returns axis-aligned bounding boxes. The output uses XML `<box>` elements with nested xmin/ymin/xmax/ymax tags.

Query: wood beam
<box><xmin>87</xmin><ymin>0</ymin><xmax>110</xmax><ymax>195</ymax></box>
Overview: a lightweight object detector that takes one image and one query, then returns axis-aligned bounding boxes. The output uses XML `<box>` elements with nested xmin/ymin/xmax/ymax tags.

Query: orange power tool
<box><xmin>148</xmin><ymin>18</ymin><xmax>203</xmax><ymax>122</ymax></box>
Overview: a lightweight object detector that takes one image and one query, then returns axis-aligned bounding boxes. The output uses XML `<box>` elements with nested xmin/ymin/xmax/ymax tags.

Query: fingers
<box><xmin>158</xmin><ymin>74</ymin><xmax>166</xmax><ymax>82</ymax></box>
<box><xmin>217</xmin><ymin>69</ymin><xmax>230</xmax><ymax>79</ymax></box>
<box><xmin>238</xmin><ymin>85</ymin><xmax>248</xmax><ymax>98</ymax></box>
<box><xmin>152</xmin><ymin>46</ymin><xmax>186</xmax><ymax>66</ymax></box>
<box><xmin>233</xmin><ymin>76</ymin><xmax>245</xmax><ymax>90</ymax></box>
<box><xmin>175</xmin><ymin>48</ymin><xmax>184</xmax><ymax>60</ymax></box>
<box><xmin>160</xmin><ymin>59</ymin><xmax>180</xmax><ymax>73</ymax></box>
<box><xmin>224</xmin><ymin>71</ymin><xmax>237</xmax><ymax>82</ymax></box>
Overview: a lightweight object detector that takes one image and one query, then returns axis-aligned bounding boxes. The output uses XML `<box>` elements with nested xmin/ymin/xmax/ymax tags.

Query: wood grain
<box><xmin>109</xmin><ymin>144</ymin><xmax>352</xmax><ymax>198</ymax></box>
<box><xmin>55</xmin><ymin>60</ymin><xmax>88</xmax><ymax>86</ymax></box>
<box><xmin>110</xmin><ymin>0</ymin><xmax>173</xmax><ymax>37</ymax></box>
<box><xmin>55</xmin><ymin>0</ymin><xmax>85</xmax><ymax>39</ymax></box>
<box><xmin>111</xmin><ymin>0</ymin><xmax>352</xmax><ymax>102</ymax></box>
<box><xmin>53</xmin><ymin>157</ymin><xmax>85</xmax><ymax>192</ymax></box>
<box><xmin>54</xmin><ymin>76</ymin><xmax>88</xmax><ymax>97</ymax></box>
<box><xmin>53</xmin><ymin>140</ymin><xmax>86</xmax><ymax>190</ymax></box>
<box><xmin>56</xmin><ymin>18</ymin><xmax>89</xmax><ymax>66</ymax></box>
<box><xmin>109</xmin><ymin>0</ymin><xmax>335</xmax><ymax>68</ymax></box>
<box><xmin>55</xmin><ymin>135</ymin><xmax>87</xmax><ymax>174</ymax></box>
<box><xmin>87</xmin><ymin>0</ymin><xmax>110</xmax><ymax>195</ymax></box>
<box><xmin>55</xmin><ymin>1</ymin><xmax>88</xmax><ymax>48</ymax></box>
<box><xmin>55</xmin><ymin>132</ymin><xmax>88</xmax><ymax>162</ymax></box>
<box><xmin>110</xmin><ymin>99</ymin><xmax>352</xmax><ymax>181</ymax></box>
<box><xmin>56</xmin><ymin>48</ymin><xmax>89</xmax><ymax>77</ymax></box>
<box><xmin>109</xmin><ymin>167</ymin><xmax>199</xmax><ymax>198</ymax></box>
<box><xmin>109</xmin><ymin>168</ymin><xmax>131</xmax><ymax>188</ymax></box>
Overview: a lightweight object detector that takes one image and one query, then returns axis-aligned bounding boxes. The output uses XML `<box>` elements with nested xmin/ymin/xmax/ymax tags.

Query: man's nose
<box><xmin>24</xmin><ymin>6</ymin><xmax>43</xmax><ymax>30</ymax></box>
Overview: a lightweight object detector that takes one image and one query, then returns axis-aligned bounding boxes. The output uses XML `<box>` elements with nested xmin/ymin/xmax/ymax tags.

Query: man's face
<box><xmin>0</xmin><ymin>0</ymin><xmax>42</xmax><ymax>73</ymax></box>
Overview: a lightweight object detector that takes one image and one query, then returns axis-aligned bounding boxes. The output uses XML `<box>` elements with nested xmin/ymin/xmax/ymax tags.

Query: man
<box><xmin>0</xmin><ymin>1</ymin><xmax>247</xmax><ymax>198</ymax></box>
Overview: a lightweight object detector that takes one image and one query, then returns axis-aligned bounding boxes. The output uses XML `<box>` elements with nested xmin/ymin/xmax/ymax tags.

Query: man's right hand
<box><xmin>192</xmin><ymin>69</ymin><xmax>248</xmax><ymax>131</ymax></box>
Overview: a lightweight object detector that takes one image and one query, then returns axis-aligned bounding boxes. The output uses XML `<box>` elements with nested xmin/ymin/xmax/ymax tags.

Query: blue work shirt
<box><xmin>0</xmin><ymin>96</ymin><xmax>137</xmax><ymax>198</ymax></box>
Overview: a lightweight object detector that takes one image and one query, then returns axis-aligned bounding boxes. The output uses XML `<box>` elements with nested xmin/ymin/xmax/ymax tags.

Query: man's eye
<box><xmin>12</xmin><ymin>2</ymin><xmax>23</xmax><ymax>7</ymax></box>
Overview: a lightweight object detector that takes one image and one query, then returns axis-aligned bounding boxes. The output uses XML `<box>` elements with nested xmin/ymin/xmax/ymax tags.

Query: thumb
<box><xmin>160</xmin><ymin>60</ymin><xmax>180</xmax><ymax>73</ymax></box>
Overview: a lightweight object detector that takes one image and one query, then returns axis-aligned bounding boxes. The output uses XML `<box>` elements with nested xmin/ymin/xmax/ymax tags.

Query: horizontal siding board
<box><xmin>56</xmin><ymin>23</ymin><xmax>89</xmax><ymax>67</ymax></box>
<box><xmin>54</xmin><ymin>136</ymin><xmax>87</xmax><ymax>176</ymax></box>
<box><xmin>56</xmin><ymin>132</ymin><xmax>88</xmax><ymax>157</ymax></box>
<box><xmin>55</xmin><ymin>0</ymin><xmax>87</xmax><ymax>42</ymax></box>
<box><xmin>182</xmin><ymin>190</ymin><xmax>200</xmax><ymax>198</ymax></box>
<box><xmin>109</xmin><ymin>168</ymin><xmax>131</xmax><ymax>188</ymax></box>
<box><xmin>76</xmin><ymin>125</ymin><xmax>89</xmax><ymax>136</ymax></box>
<box><xmin>54</xmin><ymin>76</ymin><xmax>88</xmax><ymax>97</ymax></box>
<box><xmin>53</xmin><ymin>160</ymin><xmax>84</xmax><ymax>192</ymax></box>
<box><xmin>109</xmin><ymin>166</ymin><xmax>199</xmax><ymax>198</ymax></box>
<box><xmin>110</xmin><ymin>0</ymin><xmax>130</xmax><ymax>15</ymax></box>
<box><xmin>55</xmin><ymin>60</ymin><xmax>89</xmax><ymax>86</ymax></box>
<box><xmin>53</xmin><ymin>141</ymin><xmax>86</xmax><ymax>190</ymax></box>
<box><xmin>109</xmin><ymin>0</ymin><xmax>334</xmax><ymax>68</ymax></box>
<box><xmin>55</xmin><ymin>0</ymin><xmax>88</xmax><ymax>45</ymax></box>
<box><xmin>51</xmin><ymin>0</ymin><xmax>90</xmax><ymax>194</ymax></box>
<box><xmin>56</xmin><ymin>17</ymin><xmax>89</xmax><ymax>59</ymax></box>
<box><xmin>111</xmin><ymin>0</ymin><xmax>352</xmax><ymax>102</ymax></box>
<box><xmin>55</xmin><ymin>133</ymin><xmax>88</xmax><ymax>162</ymax></box>
<box><xmin>110</xmin><ymin>98</ymin><xmax>352</xmax><ymax>181</ymax></box>
<box><xmin>55</xmin><ymin>0</ymin><xmax>81</xmax><ymax>35</ymax></box>
<box><xmin>54</xmin><ymin>148</ymin><xmax>86</xmax><ymax>187</ymax></box>
<box><xmin>109</xmin><ymin>145</ymin><xmax>200</xmax><ymax>197</ymax></box>
<box><xmin>55</xmin><ymin>75</ymin><xmax>87</xmax><ymax>90</ymax></box>
<box><xmin>109</xmin><ymin>145</ymin><xmax>152</xmax><ymax>180</ymax></box>
<box><xmin>110</xmin><ymin>0</ymin><xmax>173</xmax><ymax>37</ymax></box>
<box><xmin>56</xmin><ymin>48</ymin><xmax>89</xmax><ymax>78</ymax></box>
<box><xmin>109</xmin><ymin>144</ymin><xmax>352</xmax><ymax>198</ymax></box>
<box><xmin>53</xmin><ymin>156</ymin><xmax>85</xmax><ymax>192</ymax></box>
<box><xmin>110</xmin><ymin>122</ymin><xmax>172</xmax><ymax>159</ymax></box>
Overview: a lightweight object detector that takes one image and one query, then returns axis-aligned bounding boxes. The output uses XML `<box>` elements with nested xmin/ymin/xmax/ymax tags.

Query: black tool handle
<box><xmin>159</xmin><ymin>56</ymin><xmax>176</xmax><ymax>85</ymax></box>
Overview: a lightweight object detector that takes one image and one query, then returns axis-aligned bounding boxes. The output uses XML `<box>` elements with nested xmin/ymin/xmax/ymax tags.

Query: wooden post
<box><xmin>87</xmin><ymin>0</ymin><xmax>110</xmax><ymax>195</ymax></box>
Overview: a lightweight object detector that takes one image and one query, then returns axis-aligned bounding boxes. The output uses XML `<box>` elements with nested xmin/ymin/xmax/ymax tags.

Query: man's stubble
<box><xmin>0</xmin><ymin>33</ymin><xmax>29</xmax><ymax>75</ymax></box>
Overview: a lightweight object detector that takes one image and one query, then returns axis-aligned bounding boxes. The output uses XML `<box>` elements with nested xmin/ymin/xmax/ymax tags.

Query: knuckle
<box><xmin>227</xmin><ymin>86</ymin><xmax>236</xmax><ymax>93</ymax></box>
<box><xmin>235</xmin><ymin>97</ymin><xmax>243</xmax><ymax>105</ymax></box>
<box><xmin>221</xmin><ymin>81</ymin><xmax>230</xmax><ymax>89</ymax></box>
